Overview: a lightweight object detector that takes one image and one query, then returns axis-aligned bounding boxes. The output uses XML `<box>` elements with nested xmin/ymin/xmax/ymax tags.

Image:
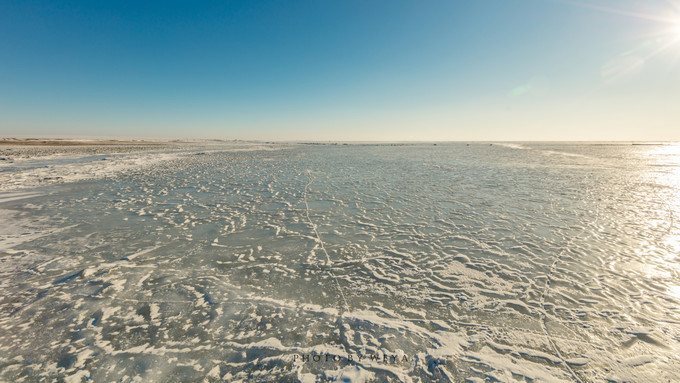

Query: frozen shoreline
<box><xmin>0</xmin><ymin>141</ymin><xmax>287</xmax><ymax>192</ymax></box>
<box><xmin>0</xmin><ymin>147</ymin><xmax>183</xmax><ymax>192</ymax></box>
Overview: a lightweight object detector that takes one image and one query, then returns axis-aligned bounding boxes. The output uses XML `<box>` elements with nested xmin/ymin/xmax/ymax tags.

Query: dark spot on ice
<box><xmin>137</xmin><ymin>303</ymin><xmax>151</xmax><ymax>321</ymax></box>
<box><xmin>506</xmin><ymin>302</ymin><xmax>531</xmax><ymax>315</ymax></box>
<box><xmin>195</xmin><ymin>152</ymin><xmax>206</xmax><ymax>155</ymax></box>
<box><xmin>57</xmin><ymin>354</ymin><xmax>77</xmax><ymax>369</ymax></box>
<box><xmin>72</xmin><ymin>330</ymin><xmax>84</xmax><ymax>341</ymax></box>
<box><xmin>203</xmin><ymin>292</ymin><xmax>214</xmax><ymax>305</ymax></box>
<box><xmin>53</xmin><ymin>270</ymin><xmax>84</xmax><ymax>284</ymax></box>
<box><xmin>91</xmin><ymin>310</ymin><xmax>103</xmax><ymax>326</ymax></box>
<box><xmin>197</xmin><ymin>288</ymin><xmax>214</xmax><ymax>305</ymax></box>
<box><xmin>131</xmin><ymin>360</ymin><xmax>149</xmax><ymax>376</ymax></box>
<box><xmin>89</xmin><ymin>282</ymin><xmax>112</xmax><ymax>296</ymax></box>
<box><xmin>622</xmin><ymin>333</ymin><xmax>669</xmax><ymax>349</ymax></box>
<box><xmin>427</xmin><ymin>357</ymin><xmax>447</xmax><ymax>376</ymax></box>
<box><xmin>39</xmin><ymin>176</ymin><xmax>63</xmax><ymax>183</ymax></box>
<box><xmin>453</xmin><ymin>254</ymin><xmax>470</xmax><ymax>264</ymax></box>
<box><xmin>37</xmin><ymin>289</ymin><xmax>49</xmax><ymax>299</ymax></box>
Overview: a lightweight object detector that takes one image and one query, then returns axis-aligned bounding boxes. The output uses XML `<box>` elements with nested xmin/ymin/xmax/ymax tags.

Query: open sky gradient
<box><xmin>1</xmin><ymin>0</ymin><xmax>679</xmax><ymax>140</ymax></box>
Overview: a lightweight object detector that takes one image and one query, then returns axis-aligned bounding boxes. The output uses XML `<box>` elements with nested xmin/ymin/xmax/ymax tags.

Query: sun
<box><xmin>563</xmin><ymin>2</ymin><xmax>680</xmax><ymax>56</ymax></box>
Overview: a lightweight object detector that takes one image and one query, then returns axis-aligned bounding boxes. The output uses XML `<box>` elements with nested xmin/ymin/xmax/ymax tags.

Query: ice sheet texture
<box><xmin>1</xmin><ymin>142</ymin><xmax>679</xmax><ymax>382</ymax></box>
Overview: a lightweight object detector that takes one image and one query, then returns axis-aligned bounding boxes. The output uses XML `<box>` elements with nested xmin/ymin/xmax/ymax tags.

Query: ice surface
<box><xmin>1</xmin><ymin>142</ymin><xmax>679</xmax><ymax>382</ymax></box>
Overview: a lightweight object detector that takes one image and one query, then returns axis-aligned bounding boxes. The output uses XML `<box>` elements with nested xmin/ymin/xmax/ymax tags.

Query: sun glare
<box><xmin>563</xmin><ymin>1</ymin><xmax>680</xmax><ymax>55</ymax></box>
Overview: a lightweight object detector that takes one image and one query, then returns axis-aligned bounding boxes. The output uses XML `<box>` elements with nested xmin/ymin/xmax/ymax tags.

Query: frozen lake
<box><xmin>1</xmin><ymin>142</ymin><xmax>679</xmax><ymax>382</ymax></box>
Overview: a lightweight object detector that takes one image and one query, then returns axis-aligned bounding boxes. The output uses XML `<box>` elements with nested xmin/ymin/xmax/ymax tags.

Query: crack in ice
<box><xmin>303</xmin><ymin>171</ymin><xmax>350</xmax><ymax>312</ymax></box>
<box><xmin>538</xmin><ymin>188</ymin><xmax>601</xmax><ymax>383</ymax></box>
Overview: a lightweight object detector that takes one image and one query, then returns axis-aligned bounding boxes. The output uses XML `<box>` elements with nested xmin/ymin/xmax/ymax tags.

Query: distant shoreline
<box><xmin>2</xmin><ymin>138</ymin><xmax>677</xmax><ymax>147</ymax></box>
<box><xmin>0</xmin><ymin>139</ymin><xmax>170</xmax><ymax>146</ymax></box>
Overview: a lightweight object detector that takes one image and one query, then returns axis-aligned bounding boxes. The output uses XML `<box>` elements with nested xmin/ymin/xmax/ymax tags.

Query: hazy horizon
<box><xmin>0</xmin><ymin>134</ymin><xmax>680</xmax><ymax>145</ymax></box>
<box><xmin>1</xmin><ymin>0</ymin><xmax>679</xmax><ymax>141</ymax></box>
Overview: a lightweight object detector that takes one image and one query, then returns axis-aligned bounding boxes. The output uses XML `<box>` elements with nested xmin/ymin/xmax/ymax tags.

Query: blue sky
<box><xmin>1</xmin><ymin>0</ymin><xmax>679</xmax><ymax>140</ymax></box>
